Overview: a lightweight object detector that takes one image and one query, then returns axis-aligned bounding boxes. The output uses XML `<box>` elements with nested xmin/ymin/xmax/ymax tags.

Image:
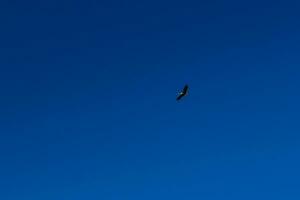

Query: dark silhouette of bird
<box><xmin>176</xmin><ymin>84</ymin><xmax>189</xmax><ymax>101</ymax></box>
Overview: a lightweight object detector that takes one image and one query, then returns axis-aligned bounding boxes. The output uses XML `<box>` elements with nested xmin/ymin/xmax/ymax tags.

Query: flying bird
<box><xmin>176</xmin><ymin>84</ymin><xmax>189</xmax><ymax>101</ymax></box>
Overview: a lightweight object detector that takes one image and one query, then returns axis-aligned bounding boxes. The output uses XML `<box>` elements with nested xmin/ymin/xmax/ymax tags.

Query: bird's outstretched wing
<box><xmin>182</xmin><ymin>85</ymin><xmax>188</xmax><ymax>93</ymax></box>
<box><xmin>176</xmin><ymin>93</ymin><xmax>184</xmax><ymax>101</ymax></box>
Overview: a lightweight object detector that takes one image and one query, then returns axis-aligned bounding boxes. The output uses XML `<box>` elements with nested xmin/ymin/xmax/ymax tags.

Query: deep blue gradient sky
<box><xmin>1</xmin><ymin>0</ymin><xmax>300</xmax><ymax>199</ymax></box>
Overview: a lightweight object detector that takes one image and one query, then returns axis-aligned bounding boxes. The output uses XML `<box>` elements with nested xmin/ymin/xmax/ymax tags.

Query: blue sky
<box><xmin>1</xmin><ymin>0</ymin><xmax>300</xmax><ymax>199</ymax></box>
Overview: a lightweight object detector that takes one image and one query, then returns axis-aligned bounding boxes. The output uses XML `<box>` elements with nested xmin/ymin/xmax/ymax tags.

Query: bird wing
<box><xmin>176</xmin><ymin>93</ymin><xmax>184</xmax><ymax>100</ymax></box>
<box><xmin>176</xmin><ymin>91</ymin><xmax>185</xmax><ymax>100</ymax></box>
<box><xmin>182</xmin><ymin>85</ymin><xmax>188</xmax><ymax>94</ymax></box>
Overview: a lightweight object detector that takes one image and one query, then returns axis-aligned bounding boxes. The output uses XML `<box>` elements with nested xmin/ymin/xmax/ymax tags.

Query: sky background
<box><xmin>1</xmin><ymin>0</ymin><xmax>300</xmax><ymax>199</ymax></box>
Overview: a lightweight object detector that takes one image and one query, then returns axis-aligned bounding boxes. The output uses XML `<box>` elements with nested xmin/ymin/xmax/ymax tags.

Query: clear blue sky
<box><xmin>1</xmin><ymin>0</ymin><xmax>300</xmax><ymax>199</ymax></box>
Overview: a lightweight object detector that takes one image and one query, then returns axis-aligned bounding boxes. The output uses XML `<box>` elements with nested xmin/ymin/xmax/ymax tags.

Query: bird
<box><xmin>176</xmin><ymin>84</ymin><xmax>189</xmax><ymax>101</ymax></box>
